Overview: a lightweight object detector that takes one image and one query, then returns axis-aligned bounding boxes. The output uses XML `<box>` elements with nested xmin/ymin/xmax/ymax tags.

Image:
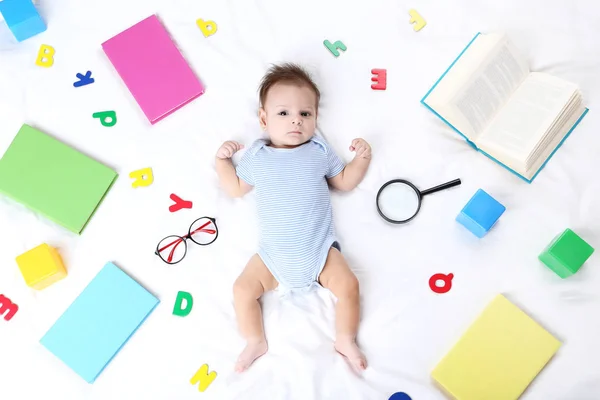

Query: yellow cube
<box><xmin>15</xmin><ymin>243</ymin><xmax>67</xmax><ymax>290</ymax></box>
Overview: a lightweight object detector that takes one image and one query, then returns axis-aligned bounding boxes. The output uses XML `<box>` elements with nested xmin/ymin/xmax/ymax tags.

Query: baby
<box><xmin>215</xmin><ymin>63</ymin><xmax>371</xmax><ymax>373</ymax></box>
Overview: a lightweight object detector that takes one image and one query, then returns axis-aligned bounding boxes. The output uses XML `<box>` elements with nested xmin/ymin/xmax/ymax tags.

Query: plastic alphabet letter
<box><xmin>371</xmin><ymin>69</ymin><xmax>387</xmax><ymax>90</ymax></box>
<box><xmin>190</xmin><ymin>364</ymin><xmax>217</xmax><ymax>392</ymax></box>
<box><xmin>169</xmin><ymin>194</ymin><xmax>193</xmax><ymax>212</ymax></box>
<box><xmin>74</xmin><ymin>71</ymin><xmax>95</xmax><ymax>87</ymax></box>
<box><xmin>129</xmin><ymin>167</ymin><xmax>154</xmax><ymax>188</ymax></box>
<box><xmin>196</xmin><ymin>19</ymin><xmax>218</xmax><ymax>37</ymax></box>
<box><xmin>92</xmin><ymin>111</ymin><xmax>117</xmax><ymax>127</ymax></box>
<box><xmin>389</xmin><ymin>393</ymin><xmax>412</xmax><ymax>400</ymax></box>
<box><xmin>35</xmin><ymin>44</ymin><xmax>55</xmax><ymax>67</ymax></box>
<box><xmin>429</xmin><ymin>273</ymin><xmax>454</xmax><ymax>294</ymax></box>
<box><xmin>173</xmin><ymin>291</ymin><xmax>193</xmax><ymax>317</ymax></box>
<box><xmin>323</xmin><ymin>40</ymin><xmax>347</xmax><ymax>57</ymax></box>
<box><xmin>0</xmin><ymin>294</ymin><xmax>18</xmax><ymax>321</ymax></box>
<box><xmin>408</xmin><ymin>9</ymin><xmax>426</xmax><ymax>32</ymax></box>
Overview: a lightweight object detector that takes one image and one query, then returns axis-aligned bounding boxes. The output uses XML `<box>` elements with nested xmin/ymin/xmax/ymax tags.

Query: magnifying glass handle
<box><xmin>421</xmin><ymin>178</ymin><xmax>462</xmax><ymax>196</ymax></box>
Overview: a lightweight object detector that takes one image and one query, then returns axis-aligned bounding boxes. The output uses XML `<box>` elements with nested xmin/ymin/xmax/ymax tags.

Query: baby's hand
<box><xmin>349</xmin><ymin>138</ymin><xmax>371</xmax><ymax>160</ymax></box>
<box><xmin>216</xmin><ymin>140</ymin><xmax>244</xmax><ymax>159</ymax></box>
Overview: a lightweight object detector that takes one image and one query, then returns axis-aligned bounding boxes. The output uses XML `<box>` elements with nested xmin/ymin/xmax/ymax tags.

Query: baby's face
<box><xmin>259</xmin><ymin>83</ymin><xmax>317</xmax><ymax>148</ymax></box>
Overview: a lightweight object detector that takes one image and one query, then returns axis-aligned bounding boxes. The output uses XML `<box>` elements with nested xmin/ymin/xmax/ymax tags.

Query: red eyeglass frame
<box><xmin>155</xmin><ymin>217</ymin><xmax>218</xmax><ymax>264</ymax></box>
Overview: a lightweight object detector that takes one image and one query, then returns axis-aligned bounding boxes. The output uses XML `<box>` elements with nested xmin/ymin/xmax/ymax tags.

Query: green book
<box><xmin>0</xmin><ymin>124</ymin><xmax>118</xmax><ymax>234</ymax></box>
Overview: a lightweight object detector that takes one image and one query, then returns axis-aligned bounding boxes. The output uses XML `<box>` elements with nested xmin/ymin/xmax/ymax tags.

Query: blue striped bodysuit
<box><xmin>235</xmin><ymin>136</ymin><xmax>345</xmax><ymax>290</ymax></box>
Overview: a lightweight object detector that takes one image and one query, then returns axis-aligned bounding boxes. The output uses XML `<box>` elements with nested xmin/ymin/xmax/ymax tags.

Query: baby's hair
<box><xmin>258</xmin><ymin>63</ymin><xmax>321</xmax><ymax>109</ymax></box>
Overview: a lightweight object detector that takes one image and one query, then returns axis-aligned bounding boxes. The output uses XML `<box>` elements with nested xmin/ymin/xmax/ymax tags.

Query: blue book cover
<box><xmin>40</xmin><ymin>262</ymin><xmax>159</xmax><ymax>383</ymax></box>
<box><xmin>421</xmin><ymin>32</ymin><xmax>589</xmax><ymax>183</ymax></box>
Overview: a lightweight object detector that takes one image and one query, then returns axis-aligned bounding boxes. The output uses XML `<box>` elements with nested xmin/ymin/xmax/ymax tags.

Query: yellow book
<box><xmin>431</xmin><ymin>294</ymin><xmax>561</xmax><ymax>400</ymax></box>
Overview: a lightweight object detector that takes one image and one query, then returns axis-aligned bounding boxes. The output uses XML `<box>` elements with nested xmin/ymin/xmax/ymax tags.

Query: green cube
<box><xmin>539</xmin><ymin>229</ymin><xmax>595</xmax><ymax>278</ymax></box>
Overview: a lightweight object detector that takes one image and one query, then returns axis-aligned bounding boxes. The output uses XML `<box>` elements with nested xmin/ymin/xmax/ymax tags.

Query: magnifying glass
<box><xmin>376</xmin><ymin>178</ymin><xmax>461</xmax><ymax>224</ymax></box>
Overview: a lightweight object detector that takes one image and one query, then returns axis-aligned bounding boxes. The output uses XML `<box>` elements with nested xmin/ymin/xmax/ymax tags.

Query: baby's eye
<box><xmin>278</xmin><ymin>111</ymin><xmax>288</xmax><ymax>116</ymax></box>
<box><xmin>301</xmin><ymin>112</ymin><xmax>311</xmax><ymax>117</ymax></box>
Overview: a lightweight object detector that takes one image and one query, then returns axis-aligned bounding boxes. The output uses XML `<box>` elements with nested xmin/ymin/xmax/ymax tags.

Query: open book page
<box><xmin>526</xmin><ymin>92</ymin><xmax>581</xmax><ymax>167</ymax></box>
<box><xmin>447</xmin><ymin>37</ymin><xmax>530</xmax><ymax>140</ymax></box>
<box><xmin>423</xmin><ymin>33</ymin><xmax>505</xmax><ymax>140</ymax></box>
<box><xmin>424</xmin><ymin>33</ymin><xmax>530</xmax><ymax>141</ymax></box>
<box><xmin>523</xmin><ymin>102</ymin><xmax>585</xmax><ymax>179</ymax></box>
<box><xmin>476</xmin><ymin>72</ymin><xmax>580</xmax><ymax>168</ymax></box>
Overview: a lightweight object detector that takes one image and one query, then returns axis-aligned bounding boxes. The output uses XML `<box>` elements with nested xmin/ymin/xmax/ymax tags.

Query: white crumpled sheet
<box><xmin>1</xmin><ymin>0</ymin><xmax>599</xmax><ymax>398</ymax></box>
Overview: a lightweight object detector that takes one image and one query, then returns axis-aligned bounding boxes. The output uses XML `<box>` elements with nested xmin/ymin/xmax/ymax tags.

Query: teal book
<box><xmin>421</xmin><ymin>32</ymin><xmax>588</xmax><ymax>183</ymax></box>
<box><xmin>40</xmin><ymin>262</ymin><xmax>159</xmax><ymax>383</ymax></box>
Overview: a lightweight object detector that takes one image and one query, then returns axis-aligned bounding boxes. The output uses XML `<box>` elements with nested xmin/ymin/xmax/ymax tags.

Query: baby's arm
<box><xmin>328</xmin><ymin>138</ymin><xmax>371</xmax><ymax>192</ymax></box>
<box><xmin>216</xmin><ymin>141</ymin><xmax>253</xmax><ymax>198</ymax></box>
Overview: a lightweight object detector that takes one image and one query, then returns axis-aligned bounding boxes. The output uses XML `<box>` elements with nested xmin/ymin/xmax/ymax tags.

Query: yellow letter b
<box><xmin>36</xmin><ymin>44</ymin><xmax>55</xmax><ymax>68</ymax></box>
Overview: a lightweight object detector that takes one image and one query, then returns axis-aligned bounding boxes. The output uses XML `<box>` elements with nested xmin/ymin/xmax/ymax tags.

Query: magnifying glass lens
<box><xmin>378</xmin><ymin>182</ymin><xmax>420</xmax><ymax>222</ymax></box>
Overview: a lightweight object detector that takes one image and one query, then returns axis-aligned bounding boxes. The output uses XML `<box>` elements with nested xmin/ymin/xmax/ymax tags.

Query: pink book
<box><xmin>102</xmin><ymin>15</ymin><xmax>204</xmax><ymax>124</ymax></box>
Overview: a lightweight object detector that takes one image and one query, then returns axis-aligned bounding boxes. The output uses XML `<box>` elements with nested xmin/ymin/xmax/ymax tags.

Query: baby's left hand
<box><xmin>349</xmin><ymin>138</ymin><xmax>371</xmax><ymax>160</ymax></box>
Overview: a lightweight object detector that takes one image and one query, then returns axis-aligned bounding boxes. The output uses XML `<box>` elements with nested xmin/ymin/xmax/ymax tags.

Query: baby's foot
<box><xmin>335</xmin><ymin>338</ymin><xmax>368</xmax><ymax>372</ymax></box>
<box><xmin>235</xmin><ymin>340</ymin><xmax>268</xmax><ymax>373</ymax></box>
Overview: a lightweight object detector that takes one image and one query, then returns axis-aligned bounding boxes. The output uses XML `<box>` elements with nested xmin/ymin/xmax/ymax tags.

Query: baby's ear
<box><xmin>258</xmin><ymin>107</ymin><xmax>267</xmax><ymax>129</ymax></box>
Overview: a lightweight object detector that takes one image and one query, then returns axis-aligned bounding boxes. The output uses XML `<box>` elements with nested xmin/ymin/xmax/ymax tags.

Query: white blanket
<box><xmin>1</xmin><ymin>0</ymin><xmax>599</xmax><ymax>398</ymax></box>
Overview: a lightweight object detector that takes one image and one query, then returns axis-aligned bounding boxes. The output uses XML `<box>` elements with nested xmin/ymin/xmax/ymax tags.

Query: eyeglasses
<box><xmin>155</xmin><ymin>217</ymin><xmax>218</xmax><ymax>264</ymax></box>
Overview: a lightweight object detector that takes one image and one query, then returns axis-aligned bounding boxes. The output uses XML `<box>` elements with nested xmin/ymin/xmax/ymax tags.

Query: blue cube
<box><xmin>456</xmin><ymin>189</ymin><xmax>505</xmax><ymax>238</ymax></box>
<box><xmin>0</xmin><ymin>0</ymin><xmax>46</xmax><ymax>42</ymax></box>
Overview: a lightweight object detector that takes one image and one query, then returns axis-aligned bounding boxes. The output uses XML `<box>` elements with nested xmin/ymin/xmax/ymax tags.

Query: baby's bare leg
<box><xmin>233</xmin><ymin>254</ymin><xmax>277</xmax><ymax>373</ymax></box>
<box><xmin>318</xmin><ymin>247</ymin><xmax>367</xmax><ymax>371</ymax></box>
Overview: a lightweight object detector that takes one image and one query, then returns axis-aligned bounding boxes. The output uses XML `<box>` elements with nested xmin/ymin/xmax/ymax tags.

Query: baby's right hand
<box><xmin>216</xmin><ymin>140</ymin><xmax>244</xmax><ymax>159</ymax></box>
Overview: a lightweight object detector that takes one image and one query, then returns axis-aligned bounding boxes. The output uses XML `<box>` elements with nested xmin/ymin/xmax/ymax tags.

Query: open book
<box><xmin>421</xmin><ymin>32</ymin><xmax>588</xmax><ymax>182</ymax></box>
